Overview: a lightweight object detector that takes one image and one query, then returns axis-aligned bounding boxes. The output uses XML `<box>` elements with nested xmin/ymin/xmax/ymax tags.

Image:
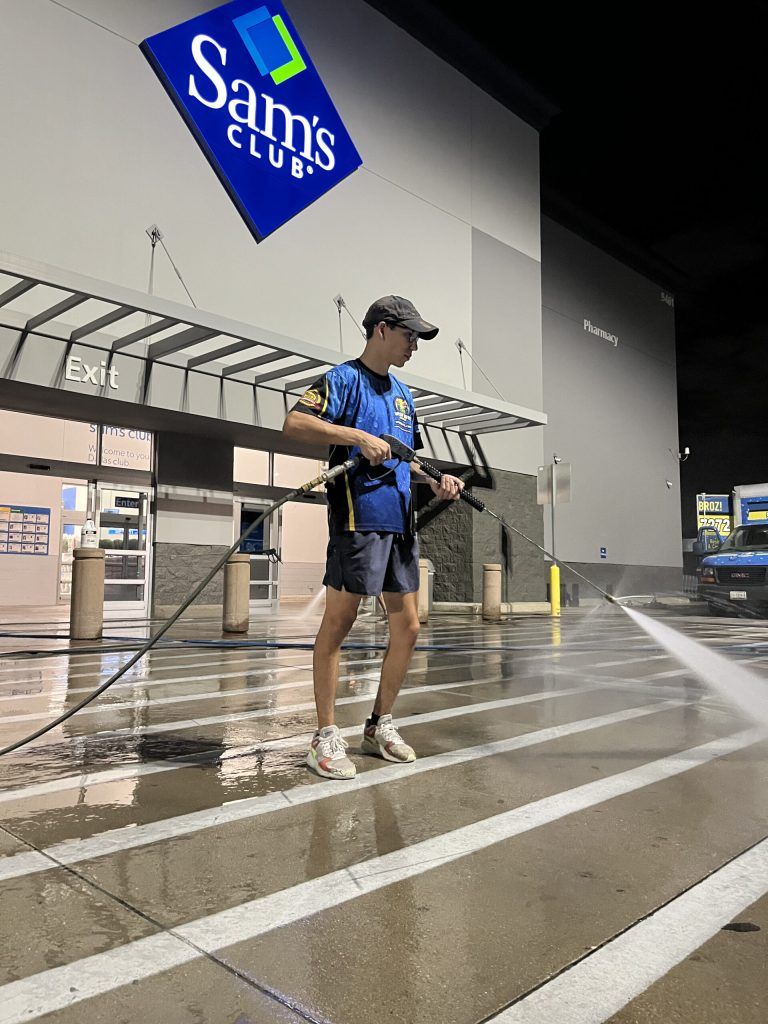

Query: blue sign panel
<box><xmin>141</xmin><ymin>1</ymin><xmax>362</xmax><ymax>241</ymax></box>
<box><xmin>0</xmin><ymin>504</ymin><xmax>50</xmax><ymax>556</ymax></box>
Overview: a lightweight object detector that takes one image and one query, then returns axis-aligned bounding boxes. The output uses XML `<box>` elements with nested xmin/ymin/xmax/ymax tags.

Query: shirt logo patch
<box><xmin>299</xmin><ymin>387</ymin><xmax>323</xmax><ymax>410</ymax></box>
<box><xmin>394</xmin><ymin>396</ymin><xmax>412</xmax><ymax>429</ymax></box>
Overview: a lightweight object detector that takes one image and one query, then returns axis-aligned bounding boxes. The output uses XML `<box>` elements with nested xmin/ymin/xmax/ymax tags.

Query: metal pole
<box><xmin>137</xmin><ymin>492</ymin><xmax>145</xmax><ymax>551</ymax></box>
<box><xmin>145</xmin><ymin>225</ymin><xmax>161</xmax><ymax>327</ymax></box>
<box><xmin>551</xmin><ymin>458</ymin><xmax>557</xmax><ymax>563</ymax></box>
<box><xmin>549</xmin><ymin>458</ymin><xmax>560</xmax><ymax>617</ymax></box>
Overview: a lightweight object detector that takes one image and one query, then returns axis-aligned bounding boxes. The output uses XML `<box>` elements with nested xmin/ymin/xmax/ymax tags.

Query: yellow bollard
<box><xmin>550</xmin><ymin>564</ymin><xmax>561</xmax><ymax>618</ymax></box>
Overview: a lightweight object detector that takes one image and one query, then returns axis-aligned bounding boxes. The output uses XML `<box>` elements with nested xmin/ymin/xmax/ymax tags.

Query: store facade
<box><xmin>0</xmin><ymin>0</ymin><xmax>681</xmax><ymax>612</ymax></box>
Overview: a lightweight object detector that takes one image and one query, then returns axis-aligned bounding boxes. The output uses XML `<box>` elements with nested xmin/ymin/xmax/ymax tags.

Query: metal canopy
<box><xmin>0</xmin><ymin>251</ymin><xmax>547</xmax><ymax>436</ymax></box>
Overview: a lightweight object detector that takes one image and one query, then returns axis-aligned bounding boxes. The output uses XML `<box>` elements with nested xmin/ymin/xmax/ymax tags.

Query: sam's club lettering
<box><xmin>141</xmin><ymin>1</ymin><xmax>362</xmax><ymax>241</ymax></box>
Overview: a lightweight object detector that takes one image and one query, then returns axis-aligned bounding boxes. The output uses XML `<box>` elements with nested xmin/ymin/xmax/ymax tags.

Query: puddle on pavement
<box><xmin>135</xmin><ymin>735</ymin><xmax>226</xmax><ymax>762</ymax></box>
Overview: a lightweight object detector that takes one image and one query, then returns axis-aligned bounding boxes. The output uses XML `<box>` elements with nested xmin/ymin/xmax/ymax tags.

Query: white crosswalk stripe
<box><xmin>491</xmin><ymin>837</ymin><xmax>768</xmax><ymax>1023</ymax></box>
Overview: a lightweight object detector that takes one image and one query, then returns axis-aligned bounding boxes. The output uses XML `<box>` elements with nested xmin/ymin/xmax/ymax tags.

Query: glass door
<box><xmin>58</xmin><ymin>481</ymin><xmax>89</xmax><ymax>602</ymax></box>
<box><xmin>96</xmin><ymin>484</ymin><xmax>152</xmax><ymax>613</ymax></box>
<box><xmin>236</xmin><ymin>501</ymin><xmax>280</xmax><ymax>609</ymax></box>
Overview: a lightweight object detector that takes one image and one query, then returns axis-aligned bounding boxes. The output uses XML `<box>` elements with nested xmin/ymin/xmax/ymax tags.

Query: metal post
<box><xmin>550</xmin><ymin>457</ymin><xmax>559</xmax><ymax>618</ymax></box>
<box><xmin>137</xmin><ymin>492</ymin><xmax>146</xmax><ymax>553</ymax></box>
<box><xmin>551</xmin><ymin>458</ymin><xmax>557</xmax><ymax>563</ymax></box>
<box><xmin>145</xmin><ymin>224</ymin><xmax>161</xmax><ymax>328</ymax></box>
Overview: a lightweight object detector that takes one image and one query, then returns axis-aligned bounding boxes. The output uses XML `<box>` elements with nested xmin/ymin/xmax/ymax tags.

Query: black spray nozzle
<box><xmin>381</xmin><ymin>433</ymin><xmax>416</xmax><ymax>464</ymax></box>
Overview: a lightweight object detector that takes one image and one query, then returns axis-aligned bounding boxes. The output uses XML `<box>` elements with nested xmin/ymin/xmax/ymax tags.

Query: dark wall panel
<box><xmin>155</xmin><ymin>431</ymin><xmax>233</xmax><ymax>491</ymax></box>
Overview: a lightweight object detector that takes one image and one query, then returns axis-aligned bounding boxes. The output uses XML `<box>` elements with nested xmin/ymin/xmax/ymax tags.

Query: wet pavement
<box><xmin>1</xmin><ymin>606</ymin><xmax>767</xmax><ymax>1023</ymax></box>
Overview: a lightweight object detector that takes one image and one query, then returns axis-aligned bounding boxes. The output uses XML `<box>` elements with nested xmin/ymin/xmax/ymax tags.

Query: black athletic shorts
<box><xmin>323</xmin><ymin>531</ymin><xmax>420</xmax><ymax>596</ymax></box>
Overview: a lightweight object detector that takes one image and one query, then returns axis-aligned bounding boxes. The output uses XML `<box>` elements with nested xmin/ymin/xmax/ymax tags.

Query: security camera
<box><xmin>665</xmin><ymin>480</ymin><xmax>673</xmax><ymax>489</ymax></box>
<box><xmin>553</xmin><ymin>454</ymin><xmax>562</xmax><ymax>465</ymax></box>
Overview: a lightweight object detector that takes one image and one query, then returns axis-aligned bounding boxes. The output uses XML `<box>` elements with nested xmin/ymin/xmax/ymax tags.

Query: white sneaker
<box><xmin>306</xmin><ymin>725</ymin><xmax>356</xmax><ymax>779</ymax></box>
<box><xmin>361</xmin><ymin>714</ymin><xmax>416</xmax><ymax>763</ymax></box>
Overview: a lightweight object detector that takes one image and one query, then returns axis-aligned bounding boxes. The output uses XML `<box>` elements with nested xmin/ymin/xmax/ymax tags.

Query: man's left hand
<box><xmin>428</xmin><ymin>474</ymin><xmax>464</xmax><ymax>501</ymax></box>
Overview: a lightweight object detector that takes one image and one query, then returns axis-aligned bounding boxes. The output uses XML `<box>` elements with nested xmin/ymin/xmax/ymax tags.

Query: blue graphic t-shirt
<box><xmin>292</xmin><ymin>359</ymin><xmax>422</xmax><ymax>533</ymax></box>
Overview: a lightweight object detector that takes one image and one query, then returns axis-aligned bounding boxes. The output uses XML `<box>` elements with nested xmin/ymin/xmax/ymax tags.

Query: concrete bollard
<box><xmin>223</xmin><ymin>553</ymin><xmax>251</xmax><ymax>633</ymax></box>
<box><xmin>417</xmin><ymin>558</ymin><xmax>430</xmax><ymax>623</ymax></box>
<box><xmin>482</xmin><ymin>563</ymin><xmax>502</xmax><ymax>622</ymax></box>
<box><xmin>70</xmin><ymin>547</ymin><xmax>105</xmax><ymax>640</ymax></box>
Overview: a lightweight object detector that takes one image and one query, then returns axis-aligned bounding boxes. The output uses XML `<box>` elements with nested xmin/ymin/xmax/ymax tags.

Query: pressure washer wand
<box><xmin>381</xmin><ymin>434</ymin><xmax>618</xmax><ymax>607</ymax></box>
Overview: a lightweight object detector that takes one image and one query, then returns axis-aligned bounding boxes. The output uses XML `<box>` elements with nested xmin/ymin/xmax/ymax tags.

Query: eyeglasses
<box><xmin>386</xmin><ymin>322</ymin><xmax>419</xmax><ymax>345</ymax></box>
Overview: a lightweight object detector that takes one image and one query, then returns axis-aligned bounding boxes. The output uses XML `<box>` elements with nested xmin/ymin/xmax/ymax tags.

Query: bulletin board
<box><xmin>0</xmin><ymin>505</ymin><xmax>51</xmax><ymax>556</ymax></box>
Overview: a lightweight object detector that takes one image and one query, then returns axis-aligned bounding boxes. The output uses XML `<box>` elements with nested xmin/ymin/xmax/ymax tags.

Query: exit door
<box><xmin>236</xmin><ymin>500</ymin><xmax>280</xmax><ymax>609</ymax></box>
<box><xmin>96</xmin><ymin>485</ymin><xmax>152</xmax><ymax>613</ymax></box>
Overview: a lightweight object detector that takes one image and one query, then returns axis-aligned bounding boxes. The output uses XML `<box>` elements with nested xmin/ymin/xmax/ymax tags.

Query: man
<box><xmin>283</xmin><ymin>295</ymin><xmax>464</xmax><ymax>779</ymax></box>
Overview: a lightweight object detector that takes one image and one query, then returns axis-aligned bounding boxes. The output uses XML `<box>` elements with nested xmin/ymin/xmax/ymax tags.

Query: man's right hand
<box><xmin>356</xmin><ymin>432</ymin><xmax>392</xmax><ymax>466</ymax></box>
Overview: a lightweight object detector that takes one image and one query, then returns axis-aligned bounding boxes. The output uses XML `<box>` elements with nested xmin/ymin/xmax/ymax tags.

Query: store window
<box><xmin>0</xmin><ymin>409</ymin><xmax>87</xmax><ymax>461</ymax></box>
<box><xmin>0</xmin><ymin>410</ymin><xmax>152</xmax><ymax>470</ymax></box>
<box><xmin>233</xmin><ymin>447</ymin><xmax>269</xmax><ymax>485</ymax></box>
<box><xmin>97</xmin><ymin>427</ymin><xmax>152</xmax><ymax>471</ymax></box>
<box><xmin>274</xmin><ymin>454</ymin><xmax>326</xmax><ymax>489</ymax></box>
<box><xmin>233</xmin><ymin>448</ymin><xmax>328</xmax><ymax>490</ymax></box>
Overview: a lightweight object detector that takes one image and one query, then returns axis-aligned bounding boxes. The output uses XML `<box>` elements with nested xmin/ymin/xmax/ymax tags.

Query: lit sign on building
<box><xmin>696</xmin><ymin>493</ymin><xmax>732</xmax><ymax>541</ymax></box>
<box><xmin>583</xmin><ymin>319</ymin><xmax>619</xmax><ymax>348</ymax></box>
<box><xmin>141</xmin><ymin>1</ymin><xmax>362</xmax><ymax>242</ymax></box>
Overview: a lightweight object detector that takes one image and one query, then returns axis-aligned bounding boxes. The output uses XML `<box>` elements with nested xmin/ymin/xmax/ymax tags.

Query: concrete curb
<box><xmin>432</xmin><ymin>601</ymin><xmax>552</xmax><ymax>616</ymax></box>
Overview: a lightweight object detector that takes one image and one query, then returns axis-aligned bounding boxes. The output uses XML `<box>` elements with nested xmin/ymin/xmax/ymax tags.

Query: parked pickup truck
<box><xmin>696</xmin><ymin>525</ymin><xmax>768</xmax><ymax>616</ymax></box>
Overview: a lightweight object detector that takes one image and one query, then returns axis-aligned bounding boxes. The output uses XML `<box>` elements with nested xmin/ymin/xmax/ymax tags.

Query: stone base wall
<box><xmin>152</xmin><ymin>542</ymin><xmax>228</xmax><ymax>614</ymax></box>
<box><xmin>418</xmin><ymin>469</ymin><xmax>546</xmax><ymax>603</ymax></box>
<box><xmin>416</xmin><ymin>495</ymin><xmax>474</xmax><ymax>602</ymax></box>
<box><xmin>472</xmin><ymin>470</ymin><xmax>546</xmax><ymax>603</ymax></box>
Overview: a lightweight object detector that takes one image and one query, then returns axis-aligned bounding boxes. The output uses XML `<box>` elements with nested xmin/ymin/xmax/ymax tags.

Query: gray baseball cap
<box><xmin>362</xmin><ymin>295</ymin><xmax>439</xmax><ymax>340</ymax></box>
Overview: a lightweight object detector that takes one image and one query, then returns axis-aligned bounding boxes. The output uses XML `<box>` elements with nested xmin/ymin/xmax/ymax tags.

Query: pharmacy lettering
<box><xmin>141</xmin><ymin>1</ymin><xmax>362</xmax><ymax>242</ymax></box>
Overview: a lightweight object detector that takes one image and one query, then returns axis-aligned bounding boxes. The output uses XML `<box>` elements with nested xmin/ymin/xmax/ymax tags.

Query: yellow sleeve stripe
<box><xmin>344</xmin><ymin>472</ymin><xmax>356</xmax><ymax>531</ymax></box>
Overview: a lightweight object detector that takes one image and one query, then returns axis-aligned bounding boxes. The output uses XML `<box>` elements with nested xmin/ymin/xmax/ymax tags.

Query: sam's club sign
<box><xmin>141</xmin><ymin>0</ymin><xmax>361</xmax><ymax>241</ymax></box>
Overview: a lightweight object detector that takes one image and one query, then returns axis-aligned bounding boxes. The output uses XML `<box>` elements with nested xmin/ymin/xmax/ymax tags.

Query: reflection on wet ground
<box><xmin>1</xmin><ymin>606</ymin><xmax>768</xmax><ymax>1023</ymax></box>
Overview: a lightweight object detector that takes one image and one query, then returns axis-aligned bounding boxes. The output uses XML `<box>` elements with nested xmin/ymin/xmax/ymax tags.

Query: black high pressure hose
<box><xmin>0</xmin><ymin>438</ymin><xmax>621</xmax><ymax>758</ymax></box>
<box><xmin>0</xmin><ymin>456</ymin><xmax>358</xmax><ymax>757</ymax></box>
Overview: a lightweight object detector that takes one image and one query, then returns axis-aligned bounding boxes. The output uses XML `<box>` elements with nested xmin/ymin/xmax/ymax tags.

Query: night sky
<box><xmin>371</xmin><ymin>0</ymin><xmax>768</xmax><ymax>535</ymax></box>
